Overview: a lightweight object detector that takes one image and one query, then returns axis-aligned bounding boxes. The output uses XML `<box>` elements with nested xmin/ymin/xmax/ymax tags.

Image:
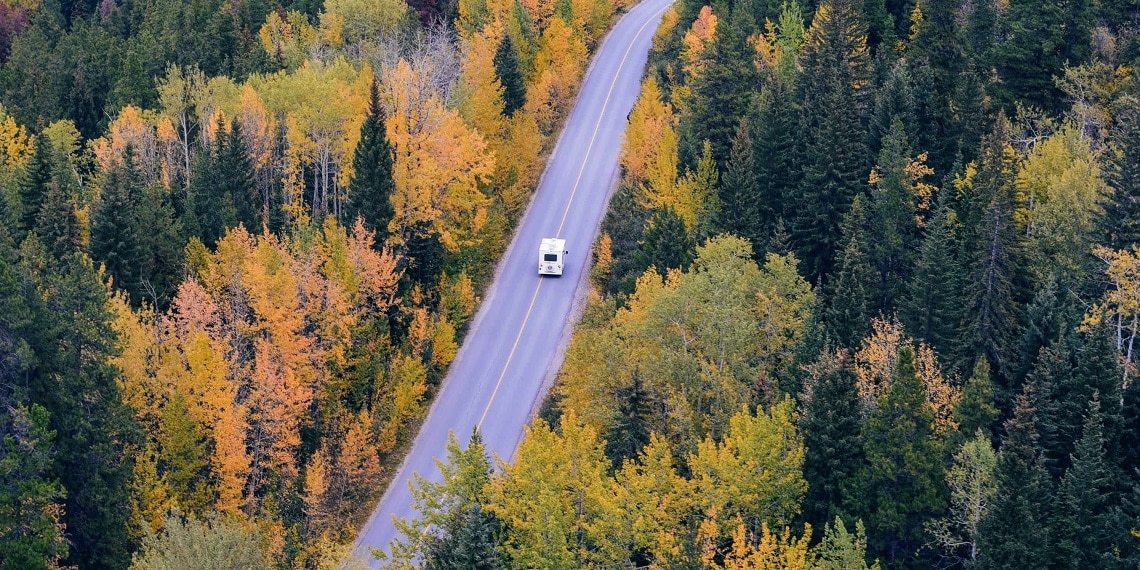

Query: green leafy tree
<box><xmin>0</xmin><ymin>402</ymin><xmax>68</xmax><ymax>570</ymax></box>
<box><xmin>814</xmin><ymin>516</ymin><xmax>881</xmax><ymax>570</ymax></box>
<box><xmin>130</xmin><ymin>512</ymin><xmax>269</xmax><ymax>570</ymax></box>
<box><xmin>345</xmin><ymin>79</ymin><xmax>396</xmax><ymax>240</ymax></box>
<box><xmin>847</xmin><ymin>346</ymin><xmax>947</xmax><ymax>566</ymax></box>
<box><xmin>926</xmin><ymin>430</ymin><xmax>998</xmax><ymax>566</ymax></box>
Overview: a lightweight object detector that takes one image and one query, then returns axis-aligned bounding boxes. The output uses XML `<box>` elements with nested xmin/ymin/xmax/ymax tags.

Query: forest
<box><xmin>1</xmin><ymin>0</ymin><xmax>1140</xmax><ymax>566</ymax></box>
<box><xmin>0</xmin><ymin>0</ymin><xmax>623</xmax><ymax>566</ymax></box>
<box><xmin>385</xmin><ymin>0</ymin><xmax>1140</xmax><ymax>568</ymax></box>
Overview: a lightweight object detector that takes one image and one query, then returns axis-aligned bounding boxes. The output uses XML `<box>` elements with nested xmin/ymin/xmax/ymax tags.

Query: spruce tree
<box><xmin>990</xmin><ymin>0</ymin><xmax>1092</xmax><ymax>112</ymax></box>
<box><xmin>604</xmin><ymin>368</ymin><xmax>652</xmax><ymax>467</ymax></box>
<box><xmin>962</xmin><ymin>117</ymin><xmax>1022</xmax><ymax>394</ymax></box>
<box><xmin>753</xmin><ymin>80</ymin><xmax>798</xmax><ymax>240</ymax></box>
<box><xmin>716</xmin><ymin>120</ymin><xmax>762</xmax><ymax>251</ymax></box>
<box><xmin>900</xmin><ymin>200</ymin><xmax>963</xmax><ymax>361</ymax></box>
<box><xmin>686</xmin><ymin>17</ymin><xmax>760</xmax><ymax>165</ymax></box>
<box><xmin>34</xmin><ymin>180</ymin><xmax>81</xmax><ymax>259</ymax></box>
<box><xmin>493</xmin><ymin>32</ymin><xmax>525</xmax><ymax>117</ymax></box>
<box><xmin>345</xmin><ymin>79</ymin><xmax>396</xmax><ymax>241</ymax></box>
<box><xmin>635</xmin><ymin>206</ymin><xmax>694</xmax><ymax>276</ymax></box>
<box><xmin>20</xmin><ymin>248</ymin><xmax>141</xmax><ymax>569</ymax></box>
<box><xmin>792</xmin><ymin>0</ymin><xmax>871</xmax><ymax>280</ymax></box>
<box><xmin>866</xmin><ymin>116</ymin><xmax>918</xmax><ymax>313</ymax></box>
<box><xmin>90</xmin><ymin>147</ymin><xmax>145</xmax><ymax>303</ymax></box>
<box><xmin>975</xmin><ymin>384</ymin><xmax>1052</xmax><ymax>570</ymax></box>
<box><xmin>800</xmin><ymin>349</ymin><xmax>865</xmax><ymax>528</ymax></box>
<box><xmin>1050</xmin><ymin>395</ymin><xmax>1118</xmax><ymax>569</ymax></box>
<box><xmin>825</xmin><ymin>194</ymin><xmax>873</xmax><ymax>350</ymax></box>
<box><xmin>422</xmin><ymin>503</ymin><xmax>503</xmax><ymax>570</ymax></box>
<box><xmin>1107</xmin><ymin>97</ymin><xmax>1140</xmax><ymax>249</ymax></box>
<box><xmin>223</xmin><ymin>121</ymin><xmax>258</xmax><ymax>231</ymax></box>
<box><xmin>847</xmin><ymin>346</ymin><xmax>947</xmax><ymax>566</ymax></box>
<box><xmin>188</xmin><ymin>122</ymin><xmax>238</xmax><ymax>248</ymax></box>
<box><xmin>18</xmin><ymin>134</ymin><xmax>54</xmax><ymax>237</ymax></box>
<box><xmin>954</xmin><ymin>359</ymin><xmax>1000</xmax><ymax>440</ymax></box>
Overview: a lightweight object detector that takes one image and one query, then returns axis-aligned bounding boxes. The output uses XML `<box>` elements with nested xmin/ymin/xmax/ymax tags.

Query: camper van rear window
<box><xmin>543</xmin><ymin>253</ymin><xmax>558</xmax><ymax>262</ymax></box>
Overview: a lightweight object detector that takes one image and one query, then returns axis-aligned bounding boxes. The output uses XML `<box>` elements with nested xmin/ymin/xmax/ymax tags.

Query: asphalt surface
<box><xmin>352</xmin><ymin>0</ymin><xmax>674</xmax><ymax>562</ymax></box>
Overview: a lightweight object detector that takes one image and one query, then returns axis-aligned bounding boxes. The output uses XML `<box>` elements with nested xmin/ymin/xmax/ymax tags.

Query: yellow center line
<box><xmin>476</xmin><ymin>0</ymin><xmax>673</xmax><ymax>429</ymax></box>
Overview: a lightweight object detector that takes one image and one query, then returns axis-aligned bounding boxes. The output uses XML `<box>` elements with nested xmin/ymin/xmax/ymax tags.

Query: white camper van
<box><xmin>538</xmin><ymin>238</ymin><xmax>567</xmax><ymax>276</ymax></box>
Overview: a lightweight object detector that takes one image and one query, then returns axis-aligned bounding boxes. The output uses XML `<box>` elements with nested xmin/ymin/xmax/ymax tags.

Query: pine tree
<box><xmin>800</xmin><ymin>349</ymin><xmax>864</xmax><ymax>528</ymax></box>
<box><xmin>825</xmin><ymin>194</ymin><xmax>873</xmax><ymax>349</ymax></box>
<box><xmin>955</xmin><ymin>359</ymin><xmax>1000</xmax><ymax>439</ymax></box>
<box><xmin>493</xmin><ymin>32</ymin><xmax>525</xmax><ymax>117</ymax></box>
<box><xmin>34</xmin><ymin>179</ymin><xmax>81</xmax><ymax>259</ymax></box>
<box><xmin>604</xmin><ymin>368</ymin><xmax>652</xmax><ymax>467</ymax></box>
<box><xmin>975</xmin><ymin>385</ymin><xmax>1052</xmax><ymax>570</ymax></box>
<box><xmin>1050</xmin><ymin>395</ymin><xmax>1117</xmax><ymax>569</ymax></box>
<box><xmin>990</xmin><ymin>0</ymin><xmax>1092</xmax><ymax>112</ymax></box>
<box><xmin>20</xmin><ymin>249</ymin><xmax>141</xmax><ymax>569</ymax></box>
<box><xmin>962</xmin><ymin>118</ymin><xmax>1022</xmax><ymax>394</ymax></box>
<box><xmin>91</xmin><ymin>147</ymin><xmax>146</xmax><ymax>303</ymax></box>
<box><xmin>686</xmin><ymin>17</ymin><xmax>761</xmax><ymax>165</ymax></box>
<box><xmin>422</xmin><ymin>503</ymin><xmax>503</xmax><ymax>570</ymax></box>
<box><xmin>754</xmin><ymin>80</ymin><xmax>798</xmax><ymax>240</ymax></box>
<box><xmin>188</xmin><ymin>122</ymin><xmax>237</xmax><ymax>248</ymax></box>
<box><xmin>222</xmin><ymin>121</ymin><xmax>258</xmax><ymax>231</ymax></box>
<box><xmin>866</xmin><ymin>116</ymin><xmax>918</xmax><ymax>313</ymax></box>
<box><xmin>635</xmin><ymin>206</ymin><xmax>694</xmax><ymax>276</ymax></box>
<box><xmin>1107</xmin><ymin>97</ymin><xmax>1140</xmax><ymax>249</ymax></box>
<box><xmin>135</xmin><ymin>184</ymin><xmax>185</xmax><ymax>309</ymax></box>
<box><xmin>18</xmin><ymin>134</ymin><xmax>54</xmax><ymax>237</ymax></box>
<box><xmin>716</xmin><ymin>120</ymin><xmax>762</xmax><ymax>250</ymax></box>
<box><xmin>345</xmin><ymin>79</ymin><xmax>396</xmax><ymax>242</ymax></box>
<box><xmin>0</xmin><ymin>401</ymin><xmax>68</xmax><ymax>568</ymax></box>
<box><xmin>792</xmin><ymin>0</ymin><xmax>871</xmax><ymax>280</ymax></box>
<box><xmin>847</xmin><ymin>346</ymin><xmax>947</xmax><ymax>566</ymax></box>
<box><xmin>900</xmin><ymin>200</ymin><xmax>963</xmax><ymax>361</ymax></box>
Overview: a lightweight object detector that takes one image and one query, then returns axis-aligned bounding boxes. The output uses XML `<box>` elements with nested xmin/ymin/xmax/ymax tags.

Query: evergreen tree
<box><xmin>866</xmin><ymin>116</ymin><xmax>918</xmax><ymax>312</ymax></box>
<box><xmin>91</xmin><ymin>147</ymin><xmax>145</xmax><ymax>303</ymax></box>
<box><xmin>34</xmin><ymin>179</ymin><xmax>81</xmax><ymax>259</ymax></box>
<box><xmin>792</xmin><ymin>0</ymin><xmax>871</xmax><ymax>280</ymax></box>
<box><xmin>800</xmin><ymin>349</ymin><xmax>864</xmax><ymax>528</ymax></box>
<box><xmin>422</xmin><ymin>503</ymin><xmax>502</xmax><ymax>570</ymax></box>
<box><xmin>18</xmin><ymin>134</ymin><xmax>54</xmax><ymax>237</ymax></box>
<box><xmin>135</xmin><ymin>184</ymin><xmax>185</xmax><ymax>309</ymax></box>
<box><xmin>955</xmin><ymin>359</ymin><xmax>1000</xmax><ymax>440</ymax></box>
<box><xmin>900</xmin><ymin>200</ymin><xmax>963</xmax><ymax>361</ymax></box>
<box><xmin>975</xmin><ymin>384</ymin><xmax>1052</xmax><ymax>570</ymax></box>
<box><xmin>1122</xmin><ymin>375</ymin><xmax>1140</xmax><ymax>475</ymax></box>
<box><xmin>847</xmin><ymin>346</ymin><xmax>947</xmax><ymax>567</ymax></box>
<box><xmin>1049</xmin><ymin>395</ymin><xmax>1118</xmax><ymax>569</ymax></box>
<box><xmin>19</xmin><ymin>248</ymin><xmax>141</xmax><ymax>569</ymax></box>
<box><xmin>716</xmin><ymin>120</ymin><xmax>762</xmax><ymax>250</ymax></box>
<box><xmin>635</xmin><ymin>206</ymin><xmax>694</xmax><ymax>276</ymax></box>
<box><xmin>0</xmin><ymin>401</ymin><xmax>68</xmax><ymax>569</ymax></box>
<box><xmin>962</xmin><ymin>118</ymin><xmax>1022</xmax><ymax>394</ymax></box>
<box><xmin>1107</xmin><ymin>97</ymin><xmax>1140</xmax><ymax>249</ymax></box>
<box><xmin>345</xmin><ymin>80</ymin><xmax>396</xmax><ymax>241</ymax></box>
<box><xmin>990</xmin><ymin>0</ymin><xmax>1092</xmax><ymax>112</ymax></box>
<box><xmin>403</xmin><ymin>221</ymin><xmax>446</xmax><ymax>291</ymax></box>
<box><xmin>753</xmin><ymin>80</ymin><xmax>799</xmax><ymax>240</ymax></box>
<box><xmin>222</xmin><ymin>121</ymin><xmax>258</xmax><ymax>231</ymax></box>
<box><xmin>604</xmin><ymin>368</ymin><xmax>652</xmax><ymax>467</ymax></box>
<box><xmin>825</xmin><ymin>194</ymin><xmax>874</xmax><ymax>349</ymax></box>
<box><xmin>188</xmin><ymin>123</ymin><xmax>237</xmax><ymax>248</ymax></box>
<box><xmin>493</xmin><ymin>32</ymin><xmax>525</xmax><ymax>117</ymax></box>
<box><xmin>686</xmin><ymin>17</ymin><xmax>760</xmax><ymax>165</ymax></box>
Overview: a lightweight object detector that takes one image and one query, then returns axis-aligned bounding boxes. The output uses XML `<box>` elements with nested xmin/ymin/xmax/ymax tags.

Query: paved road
<box><xmin>353</xmin><ymin>0</ymin><xmax>674</xmax><ymax>562</ymax></box>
